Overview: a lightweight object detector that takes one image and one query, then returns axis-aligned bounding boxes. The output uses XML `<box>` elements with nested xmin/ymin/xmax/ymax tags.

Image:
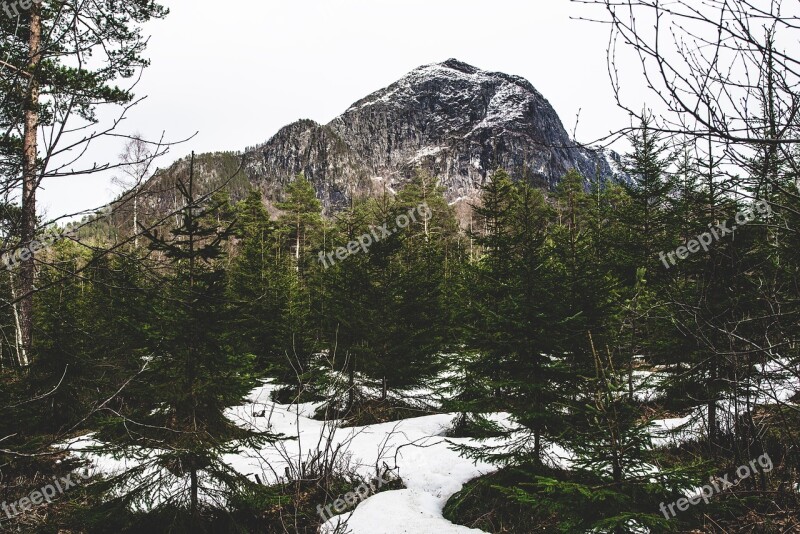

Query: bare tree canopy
<box><xmin>575</xmin><ymin>0</ymin><xmax>800</xmax><ymax>148</ymax></box>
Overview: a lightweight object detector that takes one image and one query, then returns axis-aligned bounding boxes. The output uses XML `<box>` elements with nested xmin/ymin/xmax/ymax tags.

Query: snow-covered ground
<box><xmin>232</xmin><ymin>383</ymin><xmax>498</xmax><ymax>533</ymax></box>
<box><xmin>63</xmin><ymin>380</ymin><xmax>499</xmax><ymax>533</ymax></box>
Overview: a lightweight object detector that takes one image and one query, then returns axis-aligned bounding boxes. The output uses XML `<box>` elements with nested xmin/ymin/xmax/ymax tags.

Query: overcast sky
<box><xmin>39</xmin><ymin>0</ymin><xmax>646</xmax><ymax>221</ymax></box>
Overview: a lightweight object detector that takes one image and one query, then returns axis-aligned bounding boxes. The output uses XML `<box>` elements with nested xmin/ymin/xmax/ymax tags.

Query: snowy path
<box><xmin>63</xmin><ymin>363</ymin><xmax>799</xmax><ymax>532</ymax></box>
<box><xmin>228</xmin><ymin>383</ymin><xmax>493</xmax><ymax>534</ymax></box>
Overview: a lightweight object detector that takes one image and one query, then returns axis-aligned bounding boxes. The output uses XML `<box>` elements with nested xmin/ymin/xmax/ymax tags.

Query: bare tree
<box><xmin>575</xmin><ymin>0</ymin><xmax>800</xmax><ymax>195</ymax></box>
<box><xmin>114</xmin><ymin>135</ymin><xmax>155</xmax><ymax>248</ymax></box>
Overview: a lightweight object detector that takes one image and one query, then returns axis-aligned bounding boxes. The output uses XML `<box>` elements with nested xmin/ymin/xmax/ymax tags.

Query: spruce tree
<box><xmin>277</xmin><ymin>173</ymin><xmax>323</xmax><ymax>275</ymax></box>
<box><xmin>390</xmin><ymin>172</ymin><xmax>459</xmax><ymax>386</ymax></box>
<box><xmin>550</xmin><ymin>169</ymin><xmax>620</xmax><ymax>377</ymax></box>
<box><xmin>276</xmin><ymin>174</ymin><xmax>324</xmax><ymax>385</ymax></box>
<box><xmin>454</xmin><ymin>170</ymin><xmax>563</xmax><ymax>464</ymax></box>
<box><xmin>319</xmin><ymin>199</ymin><xmax>375</xmax><ymax>410</ymax></box>
<box><xmin>92</xmin><ymin>154</ymin><xmax>273</xmax><ymax>529</ymax></box>
<box><xmin>228</xmin><ymin>191</ymin><xmax>292</xmax><ymax>375</ymax></box>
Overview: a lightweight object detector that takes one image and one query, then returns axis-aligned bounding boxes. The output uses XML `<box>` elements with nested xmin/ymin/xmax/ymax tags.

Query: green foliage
<box><xmin>317</xmin><ymin>173</ymin><xmax>459</xmax><ymax>398</ymax></box>
<box><xmin>87</xmin><ymin>155</ymin><xmax>274</xmax><ymax>529</ymax></box>
<box><xmin>0</xmin><ymin>0</ymin><xmax>168</xmax><ymax>177</ymax></box>
<box><xmin>452</xmin><ymin>169</ymin><xmax>566</xmax><ymax>464</ymax></box>
<box><xmin>228</xmin><ymin>191</ymin><xmax>294</xmax><ymax>376</ymax></box>
<box><xmin>277</xmin><ymin>173</ymin><xmax>323</xmax><ymax>272</ymax></box>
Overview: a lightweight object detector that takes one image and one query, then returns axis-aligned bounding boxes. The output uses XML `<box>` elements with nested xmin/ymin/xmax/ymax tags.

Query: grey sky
<box><xmin>39</xmin><ymin>0</ymin><xmax>643</xmax><ymax>221</ymax></box>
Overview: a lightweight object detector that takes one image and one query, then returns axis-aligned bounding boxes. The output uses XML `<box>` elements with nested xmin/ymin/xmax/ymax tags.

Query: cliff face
<box><xmin>244</xmin><ymin>119</ymin><xmax>374</xmax><ymax>213</ymax></box>
<box><xmin>244</xmin><ymin>59</ymin><xmax>619</xmax><ymax>212</ymax></box>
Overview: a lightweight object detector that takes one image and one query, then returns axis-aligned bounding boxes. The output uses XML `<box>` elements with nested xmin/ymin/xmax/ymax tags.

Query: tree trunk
<box><xmin>186</xmin><ymin>153</ymin><xmax>200</xmax><ymax>519</ymax></box>
<box><xmin>294</xmin><ymin>218</ymin><xmax>300</xmax><ymax>271</ymax></box>
<box><xmin>347</xmin><ymin>353</ymin><xmax>355</xmax><ymax>412</ymax></box>
<box><xmin>708</xmin><ymin>354</ymin><xmax>718</xmax><ymax>452</ymax></box>
<box><xmin>133</xmin><ymin>195</ymin><xmax>138</xmax><ymax>248</ymax></box>
<box><xmin>8</xmin><ymin>274</ymin><xmax>28</xmax><ymax>367</ymax></box>
<box><xmin>611</xmin><ymin>446</ymin><xmax>623</xmax><ymax>485</ymax></box>
<box><xmin>190</xmin><ymin>467</ymin><xmax>198</xmax><ymax>518</ymax></box>
<box><xmin>628</xmin><ymin>325</ymin><xmax>635</xmax><ymax>402</ymax></box>
<box><xmin>20</xmin><ymin>2</ymin><xmax>42</xmax><ymax>360</ymax></box>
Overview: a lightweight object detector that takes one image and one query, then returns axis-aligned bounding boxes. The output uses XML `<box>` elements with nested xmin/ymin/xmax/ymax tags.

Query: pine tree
<box><xmin>0</xmin><ymin>0</ymin><xmax>168</xmax><ymax>357</ymax></box>
<box><xmin>31</xmin><ymin>247</ymin><xmax>152</xmax><ymax>433</ymax></box>
<box><xmin>550</xmin><ymin>169</ymin><xmax>620</xmax><ymax>377</ymax></box>
<box><xmin>277</xmin><ymin>173</ymin><xmax>323</xmax><ymax>274</ymax></box>
<box><xmin>361</xmin><ymin>173</ymin><xmax>457</xmax><ymax>395</ymax></box>
<box><xmin>619</xmin><ymin>115</ymin><xmax>677</xmax><ymax>279</ymax></box>
<box><xmin>228</xmin><ymin>191</ymin><xmax>292</xmax><ymax>375</ymax></box>
<box><xmin>318</xmin><ymin>199</ymin><xmax>375</xmax><ymax>410</ymax></box>
<box><xmin>275</xmin><ymin>174</ymin><xmax>324</xmax><ymax>386</ymax></box>
<box><xmin>388</xmin><ymin>171</ymin><xmax>460</xmax><ymax>387</ymax></box>
<box><xmin>93</xmin><ymin>154</ymin><xmax>273</xmax><ymax>528</ymax></box>
<box><xmin>515</xmin><ymin>334</ymin><xmax>689</xmax><ymax>534</ymax></box>
<box><xmin>316</xmin><ymin>174</ymin><xmax>459</xmax><ymax>406</ymax></box>
<box><xmin>454</xmin><ymin>170</ymin><xmax>564</xmax><ymax>464</ymax></box>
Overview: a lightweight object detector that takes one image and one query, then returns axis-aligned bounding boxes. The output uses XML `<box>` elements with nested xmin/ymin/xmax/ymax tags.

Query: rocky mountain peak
<box><xmin>439</xmin><ymin>58</ymin><xmax>480</xmax><ymax>74</ymax></box>
<box><xmin>243</xmin><ymin>59</ymin><xmax>619</xmax><ymax>214</ymax></box>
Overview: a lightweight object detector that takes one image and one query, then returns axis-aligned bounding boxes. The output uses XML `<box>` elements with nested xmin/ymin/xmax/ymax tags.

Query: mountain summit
<box><xmin>244</xmin><ymin>59</ymin><xmax>618</xmax><ymax>211</ymax></box>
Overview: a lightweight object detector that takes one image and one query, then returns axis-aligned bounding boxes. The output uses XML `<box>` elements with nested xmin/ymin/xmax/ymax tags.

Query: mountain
<box><xmin>245</xmin><ymin>59</ymin><xmax>619</xmax><ymax>211</ymax></box>
<box><xmin>122</xmin><ymin>59</ymin><xmax>621</xmax><ymax>228</ymax></box>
